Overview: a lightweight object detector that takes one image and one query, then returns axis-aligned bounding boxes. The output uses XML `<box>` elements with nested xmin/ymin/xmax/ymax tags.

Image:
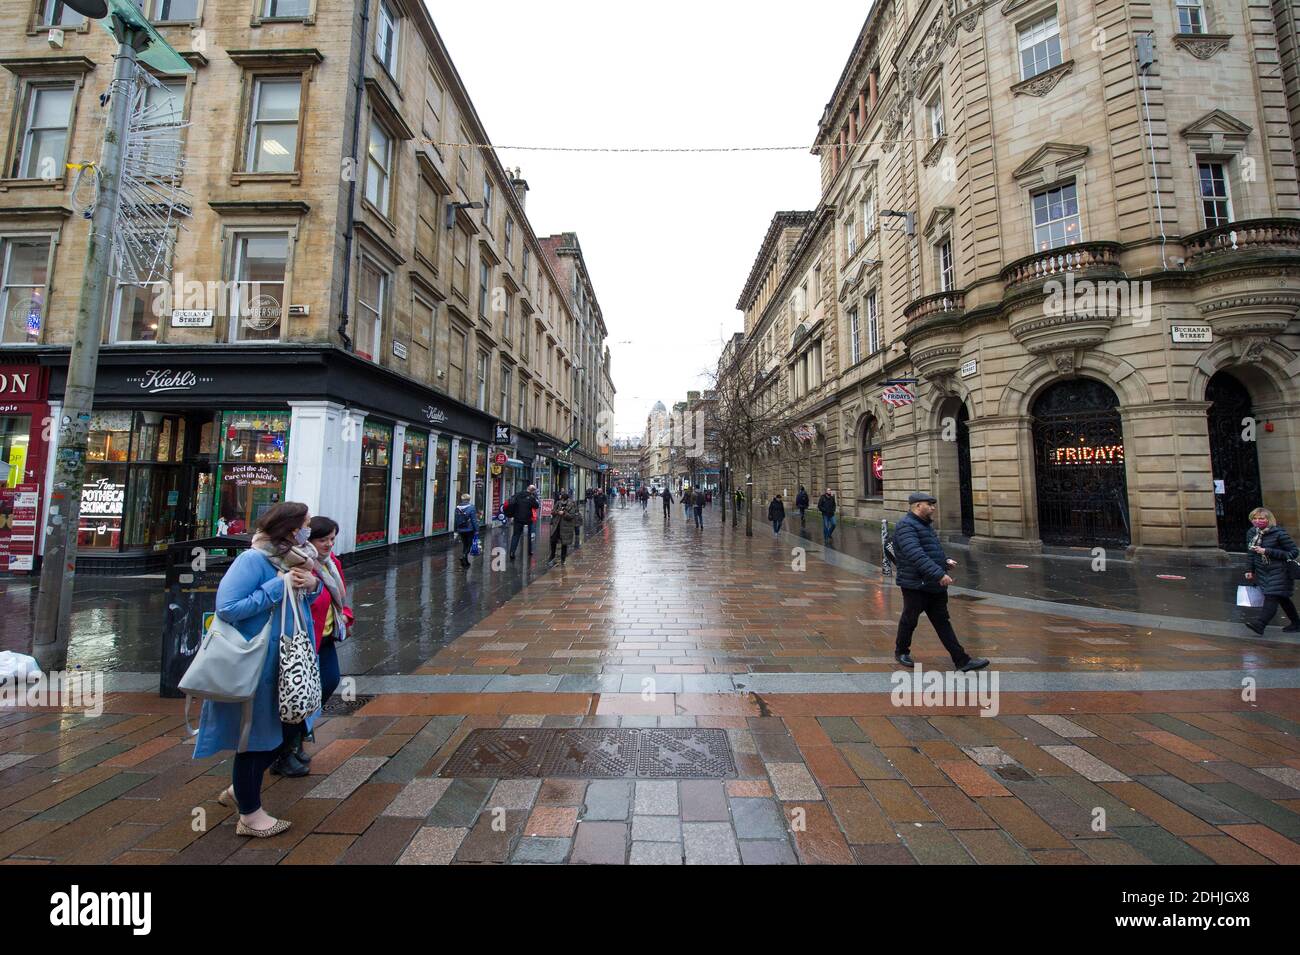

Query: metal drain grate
<box><xmin>440</xmin><ymin>728</ymin><xmax>737</xmax><ymax>779</ymax></box>
<box><xmin>321</xmin><ymin>694</ymin><xmax>376</xmax><ymax>716</ymax></box>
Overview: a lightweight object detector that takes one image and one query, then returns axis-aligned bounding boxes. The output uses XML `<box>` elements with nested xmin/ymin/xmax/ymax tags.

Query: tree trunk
<box><xmin>744</xmin><ymin>452</ymin><xmax>754</xmax><ymax>537</ymax></box>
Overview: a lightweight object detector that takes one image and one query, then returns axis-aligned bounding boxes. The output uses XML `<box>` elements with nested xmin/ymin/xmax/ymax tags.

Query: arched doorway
<box><xmin>1031</xmin><ymin>378</ymin><xmax>1130</xmax><ymax>546</ymax></box>
<box><xmin>957</xmin><ymin>405</ymin><xmax>974</xmax><ymax>536</ymax></box>
<box><xmin>1207</xmin><ymin>370</ymin><xmax>1262</xmax><ymax>551</ymax></box>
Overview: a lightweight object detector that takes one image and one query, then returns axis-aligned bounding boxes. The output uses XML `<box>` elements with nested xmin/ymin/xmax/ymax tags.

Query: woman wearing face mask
<box><xmin>1244</xmin><ymin>506</ymin><xmax>1300</xmax><ymax>635</ymax></box>
<box><xmin>298</xmin><ymin>516</ymin><xmax>354</xmax><ymax>763</ymax></box>
<box><xmin>197</xmin><ymin>501</ymin><xmax>321</xmax><ymax>837</ymax></box>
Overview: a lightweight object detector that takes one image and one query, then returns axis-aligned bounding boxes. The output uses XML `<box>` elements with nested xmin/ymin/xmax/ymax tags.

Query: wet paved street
<box><xmin>1</xmin><ymin>504</ymin><xmax>1299</xmax><ymax>865</ymax></box>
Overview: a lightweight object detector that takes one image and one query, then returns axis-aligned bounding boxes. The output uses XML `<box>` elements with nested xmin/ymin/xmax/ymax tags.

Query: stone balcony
<box><xmin>901</xmin><ymin>289</ymin><xmax>965</xmax><ymax>379</ymax></box>
<box><xmin>1000</xmin><ymin>242</ymin><xmax>1126</xmax><ymax>355</ymax></box>
<box><xmin>999</xmin><ymin>241</ymin><xmax>1124</xmax><ymax>294</ymax></box>
<box><xmin>1185</xmin><ymin>218</ymin><xmax>1300</xmax><ymax>337</ymax></box>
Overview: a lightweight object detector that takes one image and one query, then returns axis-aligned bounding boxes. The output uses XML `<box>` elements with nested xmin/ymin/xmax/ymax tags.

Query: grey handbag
<box><xmin>178</xmin><ymin>576</ymin><xmax>281</xmax><ymax>752</ymax></box>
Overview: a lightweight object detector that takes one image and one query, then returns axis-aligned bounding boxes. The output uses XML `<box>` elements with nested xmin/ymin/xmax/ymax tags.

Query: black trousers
<box><xmin>509</xmin><ymin>523</ymin><xmax>532</xmax><ymax>556</ymax></box>
<box><xmin>1258</xmin><ymin>595</ymin><xmax>1300</xmax><ymax>627</ymax></box>
<box><xmin>459</xmin><ymin>531</ymin><xmax>474</xmax><ymax>559</ymax></box>
<box><xmin>895</xmin><ymin>588</ymin><xmax>970</xmax><ymax>667</ymax></box>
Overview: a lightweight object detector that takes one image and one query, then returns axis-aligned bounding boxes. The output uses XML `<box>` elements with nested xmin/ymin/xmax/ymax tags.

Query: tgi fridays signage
<box><xmin>881</xmin><ymin>384</ymin><xmax>915</xmax><ymax>407</ymax></box>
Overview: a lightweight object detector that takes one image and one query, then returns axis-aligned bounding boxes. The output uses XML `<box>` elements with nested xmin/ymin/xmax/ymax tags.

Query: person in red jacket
<box><xmin>299</xmin><ymin>516</ymin><xmax>353</xmax><ymax>764</ymax></box>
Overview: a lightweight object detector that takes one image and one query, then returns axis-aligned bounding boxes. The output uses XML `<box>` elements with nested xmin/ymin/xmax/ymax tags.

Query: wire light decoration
<box><xmin>110</xmin><ymin>61</ymin><xmax>191</xmax><ymax>286</ymax></box>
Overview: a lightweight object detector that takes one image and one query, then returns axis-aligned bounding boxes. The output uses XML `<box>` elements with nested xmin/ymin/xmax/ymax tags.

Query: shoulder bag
<box><xmin>277</xmin><ymin>584</ymin><xmax>322</xmax><ymax>725</ymax></box>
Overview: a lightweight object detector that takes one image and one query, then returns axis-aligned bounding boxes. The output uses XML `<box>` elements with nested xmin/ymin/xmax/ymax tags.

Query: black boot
<box><xmin>293</xmin><ymin>727</ymin><xmax>311</xmax><ymax>764</ymax></box>
<box><xmin>270</xmin><ymin>750</ymin><xmax>309</xmax><ymax>777</ymax></box>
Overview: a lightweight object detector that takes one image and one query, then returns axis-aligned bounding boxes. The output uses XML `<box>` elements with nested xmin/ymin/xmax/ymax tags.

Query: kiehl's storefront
<box><xmin>0</xmin><ymin>364</ymin><xmax>49</xmax><ymax>573</ymax></box>
<box><xmin>31</xmin><ymin>345</ymin><xmax>494</xmax><ymax>568</ymax></box>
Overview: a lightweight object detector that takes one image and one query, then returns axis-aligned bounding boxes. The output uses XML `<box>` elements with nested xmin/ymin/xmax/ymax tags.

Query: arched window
<box><xmin>862</xmin><ymin>418</ymin><xmax>883</xmax><ymax>497</ymax></box>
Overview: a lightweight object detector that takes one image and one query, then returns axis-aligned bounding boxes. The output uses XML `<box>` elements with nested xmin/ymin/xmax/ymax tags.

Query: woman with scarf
<box><xmin>196</xmin><ymin>501</ymin><xmax>321</xmax><ymax>837</ymax></box>
<box><xmin>1244</xmin><ymin>506</ymin><xmax>1300</xmax><ymax>635</ymax></box>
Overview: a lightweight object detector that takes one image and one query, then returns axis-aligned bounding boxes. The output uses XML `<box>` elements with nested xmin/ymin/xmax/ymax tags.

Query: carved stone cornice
<box><xmin>1118</xmin><ymin>401</ymin><xmax>1214</xmax><ymax>420</ymax></box>
<box><xmin>1008</xmin><ymin>309</ymin><xmax>1115</xmax><ymax>355</ymax></box>
<box><xmin>1193</xmin><ymin>288</ymin><xmax>1300</xmax><ymax>337</ymax></box>
<box><xmin>1011</xmin><ymin>59</ymin><xmax>1074</xmax><ymax>97</ymax></box>
<box><xmin>1173</xmin><ymin>33</ymin><xmax>1231</xmax><ymax>60</ymax></box>
<box><xmin>922</xmin><ymin>136</ymin><xmax>949</xmax><ymax>168</ymax></box>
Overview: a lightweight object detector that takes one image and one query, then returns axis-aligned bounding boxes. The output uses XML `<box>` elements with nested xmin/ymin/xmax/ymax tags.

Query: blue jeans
<box><xmin>822</xmin><ymin>514</ymin><xmax>836</xmax><ymax>540</ymax></box>
<box><xmin>772</xmin><ymin>519</ymin><xmax>783</xmax><ymax>533</ymax></box>
<box><xmin>319</xmin><ymin>637</ymin><xmax>340</xmax><ymax>706</ymax></box>
<box><xmin>693</xmin><ymin>506</ymin><xmax>703</xmax><ymax>528</ymax></box>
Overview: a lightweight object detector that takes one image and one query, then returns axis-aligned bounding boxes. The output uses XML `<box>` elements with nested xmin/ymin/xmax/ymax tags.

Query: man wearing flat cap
<box><xmin>891</xmin><ymin>491</ymin><xmax>989</xmax><ymax>672</ymax></box>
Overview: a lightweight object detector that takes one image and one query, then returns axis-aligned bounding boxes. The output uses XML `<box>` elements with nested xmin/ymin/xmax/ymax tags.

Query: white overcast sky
<box><xmin>426</xmin><ymin>1</ymin><xmax>869</xmax><ymax>438</ymax></box>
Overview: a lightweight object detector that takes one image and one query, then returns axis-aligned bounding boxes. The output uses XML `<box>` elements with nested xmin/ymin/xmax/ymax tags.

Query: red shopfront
<box><xmin>0</xmin><ymin>365</ymin><xmax>49</xmax><ymax>573</ymax></box>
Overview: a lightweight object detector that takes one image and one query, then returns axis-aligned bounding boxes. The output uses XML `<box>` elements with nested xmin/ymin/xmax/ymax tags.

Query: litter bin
<box><xmin>160</xmin><ymin>535</ymin><xmax>251</xmax><ymax>698</ymax></box>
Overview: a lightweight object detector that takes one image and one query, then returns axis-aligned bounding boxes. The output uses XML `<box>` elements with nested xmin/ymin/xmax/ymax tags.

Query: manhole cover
<box><xmin>441</xmin><ymin>728</ymin><xmax>737</xmax><ymax>779</ymax></box>
<box><xmin>321</xmin><ymin>694</ymin><xmax>376</xmax><ymax>716</ymax></box>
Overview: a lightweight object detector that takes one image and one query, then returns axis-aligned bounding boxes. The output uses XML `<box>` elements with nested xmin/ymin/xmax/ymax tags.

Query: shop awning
<box><xmin>506</xmin><ymin>458</ymin><xmax>525</xmax><ymax>468</ymax></box>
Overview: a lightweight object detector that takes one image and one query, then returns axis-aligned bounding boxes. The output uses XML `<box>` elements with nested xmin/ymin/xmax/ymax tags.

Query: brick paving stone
<box><xmin>900</xmin><ymin>825</ymin><xmax>975</xmax><ymax>864</ymax></box>
<box><xmin>630</xmin><ymin>841</ymin><xmax>684</xmax><ymax>865</ymax></box>
<box><xmin>954</xmin><ymin>829</ymin><xmax>1035</xmax><ymax>864</ymax></box>
<box><xmin>537</xmin><ymin>778</ymin><xmax>587</xmax><ymax>806</ymax></box>
<box><xmin>571</xmin><ymin>821</ymin><xmax>627</xmax><ymax>864</ymax></box>
<box><xmin>729</xmin><ymin>798</ymin><xmax>786</xmax><ymax>841</ymax></box>
<box><xmin>525</xmin><ymin>806</ymin><xmax>579</xmax><ymax>838</ymax></box>
<box><xmin>283</xmin><ymin>834</ymin><xmax>356</xmax><ymax>865</ymax></box>
<box><xmin>1134</xmin><ymin>730</ymin><xmax>1219</xmax><ymax>763</ymax></box>
<box><xmin>427</xmin><ymin>778</ymin><xmax>495</xmax><ymax>828</ymax></box>
<box><xmin>1135</xmin><ymin>775</ymin><xmax>1254</xmax><ymax>825</ymax></box>
<box><xmin>1028</xmin><ymin>715</ymin><xmax>1096</xmax><ymax>738</ymax></box>
<box><xmin>766</xmin><ymin>762</ymin><xmax>821</xmax><ymax>801</ymax></box>
<box><xmin>725</xmin><ymin>779</ymin><xmax>772</xmax><ymax>798</ymax></box>
<box><xmin>1044</xmin><ymin>775</ymin><xmax>1153</xmax><ymax>828</ymax></box>
<box><xmin>802</xmin><ymin>746</ymin><xmax>861</xmax><ymax>788</ymax></box>
<box><xmin>372</xmin><ymin>717</ymin><xmax>463</xmax><ymax>784</ymax></box>
<box><xmin>682</xmin><ymin>822</ymin><xmax>741</xmax><ymax>865</ymax></box>
<box><xmin>852</xmin><ymin>843</ymin><xmax>917</xmax><ymax>864</ymax></box>
<box><xmin>511</xmin><ymin>837</ymin><xmax>571</xmax><ymax>864</ymax></box>
<box><xmin>865</xmin><ymin>780</ymin><xmax>937</xmax><ymax>823</ymax></box>
<box><xmin>1217</xmin><ymin>823</ymin><xmax>1300</xmax><ymax>864</ymax></box>
<box><xmin>854</xmin><ymin>716</ymin><xmax>911</xmax><ymax>748</ymax></box>
<box><xmin>934</xmin><ymin>759</ymin><xmax>1014</xmax><ymax>798</ymax></box>
<box><xmin>33</xmin><ymin>772</ymin><xmax>151</xmax><ymax>822</ymax></box>
<box><xmin>1030</xmin><ymin>848</ymin><xmax>1094</xmax><ymax>865</ymax></box>
<box><xmin>306</xmin><ymin>757</ymin><xmax>387</xmax><ymax>800</ymax></box>
<box><xmin>1257</xmin><ymin>766</ymin><xmax>1300</xmax><ymax>791</ymax></box>
<box><xmin>1072</xmin><ymin>836</ymin><xmax>1155</xmax><ymax>865</ymax></box>
<box><xmin>1181</xmin><ymin>834</ymin><xmax>1272</xmax><ymax>865</ymax></box>
<box><xmin>338</xmin><ymin>817</ymin><xmax>421</xmax><ymax>865</ymax></box>
<box><xmin>739</xmin><ymin>839</ymin><xmax>798</xmax><ymax>865</ymax></box>
<box><xmin>316</xmin><ymin>783</ymin><xmax>402</xmax><ymax>834</ymax></box>
<box><xmin>397</xmin><ymin>826</ymin><xmax>467</xmax><ymax>865</ymax></box>
<box><xmin>488</xmin><ymin>778</ymin><xmax>542</xmax><ymax>811</ymax></box>
<box><xmin>1115</xmin><ymin>826</ymin><xmax>1213</xmax><ymax>865</ymax></box>
<box><xmin>1194</xmin><ymin>782</ymin><xmax>1300</xmax><ymax>837</ymax></box>
<box><xmin>1124</xmin><ymin>743</ymin><xmax>1221</xmax><ymax>784</ymax></box>
<box><xmin>1099</xmin><ymin>782</ymin><xmax>1219</xmax><ymax>837</ymax></box>
<box><xmin>1005</xmin><ymin>779</ymin><xmax>1111</xmax><ymax>840</ymax></box>
<box><xmin>582</xmin><ymin>780</ymin><xmax>632</xmax><ymax>821</ymax></box>
<box><xmin>976</xmin><ymin>796</ymin><xmax>1071</xmax><ymax>850</ymax></box>
<box><xmin>878</xmin><ymin>747</ymin><xmax>949</xmax><ymax>787</ymax></box>
<box><xmin>382</xmin><ymin>778</ymin><xmax>452</xmax><ymax>818</ymax></box>
<box><xmin>754</xmin><ymin>733</ymin><xmax>804</xmax><ymax>762</ymax></box>
<box><xmin>1205</xmin><ymin>759</ymin><xmax>1300</xmax><ymax>799</ymax></box>
<box><xmin>308</xmin><ymin>739</ymin><xmax>370</xmax><ymax>777</ymax></box>
<box><xmin>836</xmin><ymin>741</ymin><xmax>900</xmax><ymax>780</ymax></box>
<box><xmin>786</xmin><ymin>802</ymin><xmax>855</xmax><ymax>865</ymax></box>
<box><xmin>632</xmin><ymin>780</ymin><xmax>678</xmax><ymax>816</ymax></box>
<box><xmin>916</xmin><ymin>786</ymin><xmax>997</xmax><ymax>830</ymax></box>
<box><xmin>455</xmin><ymin>808</ymin><xmax>528</xmax><ymax>863</ymax></box>
<box><xmin>826</xmin><ymin>787</ymin><xmax>900</xmax><ymax>843</ymax></box>
<box><xmin>1041</xmin><ymin>745</ymin><xmax>1130</xmax><ymax>782</ymax></box>
<box><xmin>888</xmin><ymin>716</ymin><xmax>945</xmax><ymax>741</ymax></box>
<box><xmin>818</xmin><ymin>717</ymin><xmax>869</xmax><ymax>743</ymax></box>
<box><xmin>997</xmin><ymin>715</ymin><xmax>1070</xmax><ymax>744</ymax></box>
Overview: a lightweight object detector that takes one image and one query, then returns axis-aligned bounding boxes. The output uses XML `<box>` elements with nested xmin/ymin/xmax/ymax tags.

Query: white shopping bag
<box><xmin>0</xmin><ymin>651</ymin><xmax>42</xmax><ymax>688</ymax></box>
<box><xmin>1236</xmin><ymin>585</ymin><xmax>1265</xmax><ymax>609</ymax></box>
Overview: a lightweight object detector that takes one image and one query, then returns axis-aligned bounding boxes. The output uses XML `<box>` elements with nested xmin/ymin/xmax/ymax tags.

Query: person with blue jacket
<box><xmin>197</xmin><ymin>501</ymin><xmax>323</xmax><ymax>838</ymax></box>
<box><xmin>454</xmin><ymin>492</ymin><xmax>478</xmax><ymax>567</ymax></box>
<box><xmin>892</xmin><ymin>492</ymin><xmax>988</xmax><ymax>672</ymax></box>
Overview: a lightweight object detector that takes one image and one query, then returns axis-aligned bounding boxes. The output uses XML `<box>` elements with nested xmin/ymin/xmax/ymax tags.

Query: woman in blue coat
<box><xmin>197</xmin><ymin>501</ymin><xmax>321</xmax><ymax>838</ymax></box>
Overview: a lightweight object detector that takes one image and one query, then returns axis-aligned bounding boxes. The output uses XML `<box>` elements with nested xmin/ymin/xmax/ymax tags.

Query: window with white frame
<box><xmin>1018</xmin><ymin>13</ymin><xmax>1063</xmax><ymax>81</ymax></box>
<box><xmin>1197</xmin><ymin>160</ymin><xmax>1232</xmax><ymax>228</ymax></box>
<box><xmin>1031</xmin><ymin>182</ymin><xmax>1082</xmax><ymax>250</ymax></box>
<box><xmin>809</xmin><ymin>340</ymin><xmax>823</xmax><ymax>389</ymax></box>
<box><xmin>355</xmin><ymin>259</ymin><xmax>387</xmax><ymax>362</ymax></box>
<box><xmin>482</xmin><ymin>178</ymin><xmax>493</xmax><ymax>229</ymax></box>
<box><xmin>375</xmin><ymin>0</ymin><xmax>400</xmax><ymax>76</ymax></box>
<box><xmin>862</xmin><ymin>192</ymin><xmax>876</xmax><ymax>237</ymax></box>
<box><xmin>500</xmin><ymin>361</ymin><xmax>512</xmax><ymax>419</ymax></box>
<box><xmin>937</xmin><ymin>239</ymin><xmax>955</xmax><ymax>291</ymax></box>
<box><xmin>263</xmin><ymin>0</ymin><xmax>309</xmax><ymax>17</ymax></box>
<box><xmin>229</xmin><ymin>232</ymin><xmax>289</xmax><ymax>342</ymax></box>
<box><xmin>1177</xmin><ymin>0</ymin><xmax>1205</xmax><ymax>34</ymax></box>
<box><xmin>40</xmin><ymin>1</ymin><xmax>85</xmax><ymax>26</ymax></box>
<box><xmin>150</xmin><ymin>0</ymin><xmax>197</xmax><ymax>20</ymax></box>
<box><xmin>504</xmin><ymin>216</ymin><xmax>514</xmax><ymax>262</ymax></box>
<box><xmin>866</xmin><ymin>290</ymin><xmax>880</xmax><ymax>354</ymax></box>
<box><xmin>928</xmin><ymin>92</ymin><xmax>945</xmax><ymax>141</ymax></box>
<box><xmin>475</xmin><ymin>349</ymin><xmax>489</xmax><ymax>410</ymax></box>
<box><xmin>845</xmin><ymin>215</ymin><xmax>857</xmax><ymax>260</ymax></box>
<box><xmin>109</xmin><ymin>259</ymin><xmax>168</xmax><ymax>344</ymax></box>
<box><xmin>245</xmin><ymin>77</ymin><xmax>300</xmax><ymax>173</ymax></box>
<box><xmin>364</xmin><ymin>118</ymin><xmax>392</xmax><ymax>212</ymax></box>
<box><xmin>0</xmin><ymin>236</ymin><xmax>51</xmax><ymax>344</ymax></box>
<box><xmin>478</xmin><ymin>260</ymin><xmax>490</xmax><ymax>318</ymax></box>
<box><xmin>849</xmin><ymin>305</ymin><xmax>861</xmax><ymax>365</ymax></box>
<box><xmin>503</xmin><ymin>290</ymin><xmax>513</xmax><ymax>340</ymax></box>
<box><xmin>13</xmin><ymin>83</ymin><xmax>74</xmax><ymax>180</ymax></box>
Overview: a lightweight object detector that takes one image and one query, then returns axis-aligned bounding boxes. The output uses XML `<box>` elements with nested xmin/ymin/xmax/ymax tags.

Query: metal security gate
<box><xmin>957</xmin><ymin>405</ymin><xmax>974</xmax><ymax>537</ymax></box>
<box><xmin>1207</xmin><ymin>371</ymin><xmax>1262</xmax><ymax>552</ymax></box>
<box><xmin>1032</xmin><ymin>379</ymin><xmax>1130</xmax><ymax>546</ymax></box>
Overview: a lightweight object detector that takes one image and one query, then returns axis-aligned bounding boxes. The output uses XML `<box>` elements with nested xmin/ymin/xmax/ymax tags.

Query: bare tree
<box><xmin>708</xmin><ymin>346</ymin><xmax>803</xmax><ymax>538</ymax></box>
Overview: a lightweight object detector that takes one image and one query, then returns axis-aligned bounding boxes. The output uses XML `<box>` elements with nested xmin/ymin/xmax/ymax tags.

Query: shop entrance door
<box><xmin>1031</xmin><ymin>378</ymin><xmax>1130</xmax><ymax>546</ymax></box>
<box><xmin>1207</xmin><ymin>371</ymin><xmax>1262</xmax><ymax>551</ymax></box>
<box><xmin>957</xmin><ymin>406</ymin><xmax>975</xmax><ymax>537</ymax></box>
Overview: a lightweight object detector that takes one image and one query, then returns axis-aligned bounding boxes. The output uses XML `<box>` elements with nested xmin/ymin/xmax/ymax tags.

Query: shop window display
<box><xmin>217</xmin><ymin>411</ymin><xmax>289</xmax><ymax>535</ymax></box>
<box><xmin>432</xmin><ymin>435</ymin><xmax>450</xmax><ymax>533</ymax></box>
<box><xmin>356</xmin><ymin>421</ymin><xmax>392</xmax><ymax>546</ymax></box>
<box><xmin>399</xmin><ymin>430</ymin><xmax>427</xmax><ymax>539</ymax></box>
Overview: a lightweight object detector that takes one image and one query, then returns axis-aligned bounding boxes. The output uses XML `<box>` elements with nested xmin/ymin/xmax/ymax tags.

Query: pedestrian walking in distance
<box><xmin>662</xmin><ymin>485</ymin><xmax>674</xmax><ymax>519</ymax></box>
<box><xmin>692</xmin><ymin>487</ymin><xmax>705</xmax><ymax>529</ymax></box>
<box><xmin>594</xmin><ymin>487</ymin><xmax>607</xmax><ymax>521</ymax></box>
<box><xmin>683</xmin><ymin>484</ymin><xmax>693</xmax><ymax>518</ymax></box>
<box><xmin>454</xmin><ymin>493</ymin><xmax>478</xmax><ymax>567</ymax></box>
<box><xmin>796</xmin><ymin>486</ymin><xmax>810</xmax><ymax>527</ymax></box>
<box><xmin>1244</xmin><ymin>506</ymin><xmax>1300</xmax><ymax>634</ymax></box>
<box><xmin>817</xmin><ymin>488</ymin><xmax>838</xmax><ymax>543</ymax></box>
<box><xmin>198</xmin><ymin>501</ymin><xmax>322</xmax><ymax>837</ymax></box>
<box><xmin>892</xmin><ymin>492</ymin><xmax>989</xmax><ymax>672</ymax></box>
<box><xmin>768</xmin><ymin>494</ymin><xmax>786</xmax><ymax>535</ymax></box>
<box><xmin>507</xmin><ymin>484</ymin><xmax>540</xmax><ymax>560</ymax></box>
<box><xmin>549</xmin><ymin>490</ymin><xmax>581</xmax><ymax>566</ymax></box>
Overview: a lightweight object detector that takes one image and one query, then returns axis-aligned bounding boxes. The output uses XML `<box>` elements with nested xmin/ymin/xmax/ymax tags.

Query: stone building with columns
<box><xmin>733</xmin><ymin>0</ymin><xmax>1300</xmax><ymax>562</ymax></box>
<box><xmin>0</xmin><ymin>0</ymin><xmax>605</xmax><ymax>570</ymax></box>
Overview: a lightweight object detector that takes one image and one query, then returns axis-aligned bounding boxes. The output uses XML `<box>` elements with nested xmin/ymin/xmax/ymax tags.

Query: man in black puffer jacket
<box><xmin>892</xmin><ymin>492</ymin><xmax>988</xmax><ymax>672</ymax></box>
